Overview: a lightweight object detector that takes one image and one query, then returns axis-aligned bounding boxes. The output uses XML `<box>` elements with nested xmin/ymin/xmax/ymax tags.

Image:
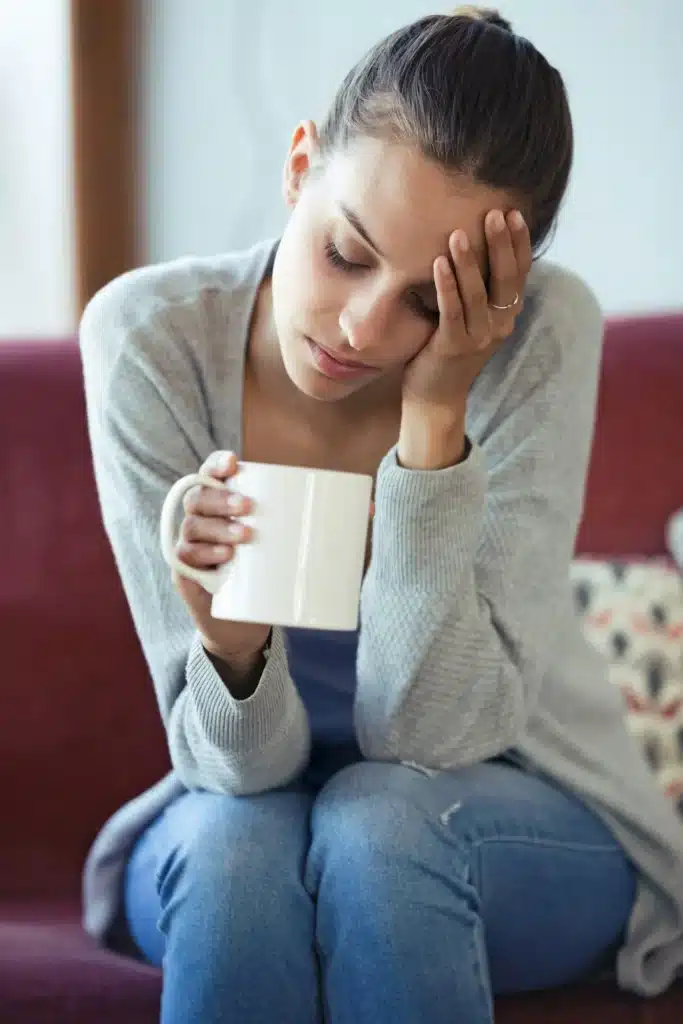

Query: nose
<box><xmin>340</xmin><ymin>290</ymin><xmax>393</xmax><ymax>352</ymax></box>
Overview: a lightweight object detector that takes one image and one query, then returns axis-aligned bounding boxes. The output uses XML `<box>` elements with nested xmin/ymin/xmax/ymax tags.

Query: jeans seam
<box><xmin>465</xmin><ymin>852</ymin><xmax>495</xmax><ymax>1023</ymax></box>
<box><xmin>466</xmin><ymin>834</ymin><xmax>623</xmax><ymax>856</ymax></box>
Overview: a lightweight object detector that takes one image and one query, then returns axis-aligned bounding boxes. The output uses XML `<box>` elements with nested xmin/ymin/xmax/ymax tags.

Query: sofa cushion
<box><xmin>1</xmin><ymin>902</ymin><xmax>679</xmax><ymax>1024</ymax></box>
<box><xmin>0</xmin><ymin>902</ymin><xmax>160</xmax><ymax>1024</ymax></box>
<box><xmin>571</xmin><ymin>557</ymin><xmax>683</xmax><ymax>818</ymax></box>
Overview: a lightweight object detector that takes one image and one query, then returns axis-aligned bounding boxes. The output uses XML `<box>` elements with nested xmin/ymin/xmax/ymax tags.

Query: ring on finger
<box><xmin>489</xmin><ymin>291</ymin><xmax>520</xmax><ymax>312</ymax></box>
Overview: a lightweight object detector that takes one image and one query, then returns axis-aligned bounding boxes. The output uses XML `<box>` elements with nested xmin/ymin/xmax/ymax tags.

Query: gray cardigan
<box><xmin>79</xmin><ymin>239</ymin><xmax>683</xmax><ymax>996</ymax></box>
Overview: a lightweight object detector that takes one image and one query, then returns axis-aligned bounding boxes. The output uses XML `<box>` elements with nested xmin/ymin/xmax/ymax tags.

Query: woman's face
<box><xmin>271</xmin><ymin>125</ymin><xmax>519</xmax><ymax>402</ymax></box>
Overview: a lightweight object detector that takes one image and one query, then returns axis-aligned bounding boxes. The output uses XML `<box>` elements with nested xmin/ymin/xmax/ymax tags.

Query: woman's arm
<box><xmin>354</xmin><ymin>264</ymin><xmax>602</xmax><ymax>768</ymax></box>
<box><xmin>80</xmin><ymin>268</ymin><xmax>310</xmax><ymax>796</ymax></box>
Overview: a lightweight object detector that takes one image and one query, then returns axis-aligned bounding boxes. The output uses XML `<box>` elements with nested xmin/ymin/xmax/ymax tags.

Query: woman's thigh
<box><xmin>447</xmin><ymin>761</ymin><xmax>637</xmax><ymax>993</ymax></box>
<box><xmin>312</xmin><ymin>759</ymin><xmax>637</xmax><ymax>994</ymax></box>
<box><xmin>124</xmin><ymin>783</ymin><xmax>315</xmax><ymax>966</ymax></box>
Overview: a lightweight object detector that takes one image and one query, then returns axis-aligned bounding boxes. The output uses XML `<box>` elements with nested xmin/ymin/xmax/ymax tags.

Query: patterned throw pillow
<box><xmin>570</xmin><ymin>558</ymin><xmax>683</xmax><ymax>820</ymax></box>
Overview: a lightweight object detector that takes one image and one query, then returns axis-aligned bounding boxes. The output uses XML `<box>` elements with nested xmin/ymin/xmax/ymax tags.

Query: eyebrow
<box><xmin>339</xmin><ymin>203</ymin><xmax>386</xmax><ymax>258</ymax></box>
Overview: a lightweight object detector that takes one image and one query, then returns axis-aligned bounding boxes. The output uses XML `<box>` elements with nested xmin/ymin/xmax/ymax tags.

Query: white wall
<box><xmin>0</xmin><ymin>0</ymin><xmax>75</xmax><ymax>336</ymax></box>
<box><xmin>139</xmin><ymin>0</ymin><xmax>683</xmax><ymax>314</ymax></box>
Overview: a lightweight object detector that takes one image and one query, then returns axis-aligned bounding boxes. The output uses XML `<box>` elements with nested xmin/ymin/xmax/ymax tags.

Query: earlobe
<box><xmin>282</xmin><ymin>119</ymin><xmax>320</xmax><ymax>207</ymax></box>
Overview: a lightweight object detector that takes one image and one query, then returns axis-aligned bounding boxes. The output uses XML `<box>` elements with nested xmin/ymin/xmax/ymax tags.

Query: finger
<box><xmin>450</xmin><ymin>231</ymin><xmax>491</xmax><ymax>345</ymax></box>
<box><xmin>183</xmin><ymin>485</ymin><xmax>252</xmax><ymax>518</ymax></box>
<box><xmin>182</xmin><ymin>514</ymin><xmax>253</xmax><ymax>547</ymax></box>
<box><xmin>434</xmin><ymin>254</ymin><xmax>464</xmax><ymax>328</ymax></box>
<box><xmin>507</xmin><ymin>209</ymin><xmax>532</xmax><ymax>278</ymax></box>
<box><xmin>486</xmin><ymin>210</ymin><xmax>519</xmax><ymax>309</ymax></box>
<box><xmin>176</xmin><ymin>540</ymin><xmax>235</xmax><ymax>569</ymax></box>
<box><xmin>199</xmin><ymin>450</ymin><xmax>238</xmax><ymax>481</ymax></box>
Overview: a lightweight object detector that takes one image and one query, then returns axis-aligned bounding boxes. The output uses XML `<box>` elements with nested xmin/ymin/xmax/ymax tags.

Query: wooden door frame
<box><xmin>71</xmin><ymin>0</ymin><xmax>137</xmax><ymax>314</ymax></box>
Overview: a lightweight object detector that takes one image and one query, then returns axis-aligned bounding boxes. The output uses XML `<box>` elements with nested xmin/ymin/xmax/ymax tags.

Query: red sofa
<box><xmin>1</xmin><ymin>313</ymin><xmax>682</xmax><ymax>1022</ymax></box>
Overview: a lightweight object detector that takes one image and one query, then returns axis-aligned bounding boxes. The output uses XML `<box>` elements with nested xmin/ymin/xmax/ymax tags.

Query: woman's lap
<box><xmin>124</xmin><ymin>755</ymin><xmax>636</xmax><ymax>996</ymax></box>
<box><xmin>309</xmin><ymin>758</ymin><xmax>635</xmax><ymax>994</ymax></box>
<box><xmin>124</xmin><ymin>779</ymin><xmax>315</xmax><ymax>967</ymax></box>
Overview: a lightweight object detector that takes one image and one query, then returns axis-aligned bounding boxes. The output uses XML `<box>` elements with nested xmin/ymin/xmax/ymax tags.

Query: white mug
<box><xmin>160</xmin><ymin>461</ymin><xmax>373</xmax><ymax>631</ymax></box>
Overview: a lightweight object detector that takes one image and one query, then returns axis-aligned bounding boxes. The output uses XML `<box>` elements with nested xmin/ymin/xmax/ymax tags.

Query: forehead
<box><xmin>323</xmin><ymin>136</ymin><xmax>516</xmax><ymax>274</ymax></box>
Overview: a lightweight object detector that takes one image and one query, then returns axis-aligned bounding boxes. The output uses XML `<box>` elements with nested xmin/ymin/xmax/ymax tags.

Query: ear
<box><xmin>282</xmin><ymin>120</ymin><xmax>320</xmax><ymax>207</ymax></box>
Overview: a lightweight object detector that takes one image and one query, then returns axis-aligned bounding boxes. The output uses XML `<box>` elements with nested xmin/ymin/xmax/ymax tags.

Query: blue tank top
<box><xmin>284</xmin><ymin>627</ymin><xmax>359</xmax><ymax>748</ymax></box>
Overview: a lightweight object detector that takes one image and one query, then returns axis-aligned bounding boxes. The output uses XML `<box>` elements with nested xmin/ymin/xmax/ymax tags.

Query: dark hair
<box><xmin>318</xmin><ymin>6</ymin><xmax>573</xmax><ymax>253</ymax></box>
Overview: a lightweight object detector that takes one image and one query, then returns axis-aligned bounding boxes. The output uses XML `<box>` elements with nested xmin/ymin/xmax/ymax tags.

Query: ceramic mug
<box><xmin>160</xmin><ymin>461</ymin><xmax>373</xmax><ymax>631</ymax></box>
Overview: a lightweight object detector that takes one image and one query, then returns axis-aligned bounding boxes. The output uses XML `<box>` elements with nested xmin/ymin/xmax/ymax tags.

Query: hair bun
<box><xmin>450</xmin><ymin>6</ymin><xmax>513</xmax><ymax>32</ymax></box>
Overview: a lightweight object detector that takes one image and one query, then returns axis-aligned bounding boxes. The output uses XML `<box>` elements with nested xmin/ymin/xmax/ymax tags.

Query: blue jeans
<box><xmin>124</xmin><ymin>754</ymin><xmax>635</xmax><ymax>1024</ymax></box>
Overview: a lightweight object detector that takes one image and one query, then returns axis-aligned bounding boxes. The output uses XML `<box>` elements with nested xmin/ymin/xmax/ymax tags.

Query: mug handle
<box><xmin>159</xmin><ymin>473</ymin><xmax>232</xmax><ymax>594</ymax></box>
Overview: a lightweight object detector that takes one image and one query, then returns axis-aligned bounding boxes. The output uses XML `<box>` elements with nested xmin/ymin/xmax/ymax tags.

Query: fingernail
<box><xmin>226</xmin><ymin>523</ymin><xmax>244</xmax><ymax>541</ymax></box>
<box><xmin>226</xmin><ymin>493</ymin><xmax>243</xmax><ymax>513</ymax></box>
<box><xmin>490</xmin><ymin>210</ymin><xmax>505</xmax><ymax>232</ymax></box>
<box><xmin>510</xmin><ymin>210</ymin><xmax>525</xmax><ymax>229</ymax></box>
<box><xmin>456</xmin><ymin>231</ymin><xmax>469</xmax><ymax>252</ymax></box>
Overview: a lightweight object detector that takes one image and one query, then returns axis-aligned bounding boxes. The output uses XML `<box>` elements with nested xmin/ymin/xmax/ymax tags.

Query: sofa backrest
<box><xmin>1</xmin><ymin>312</ymin><xmax>682</xmax><ymax>899</ymax></box>
<box><xmin>577</xmin><ymin>313</ymin><xmax>683</xmax><ymax>557</ymax></box>
<box><xmin>0</xmin><ymin>339</ymin><xmax>169</xmax><ymax>900</ymax></box>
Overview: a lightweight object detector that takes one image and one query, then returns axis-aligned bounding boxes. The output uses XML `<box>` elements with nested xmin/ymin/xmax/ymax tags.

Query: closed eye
<box><xmin>410</xmin><ymin>293</ymin><xmax>439</xmax><ymax>325</ymax></box>
<box><xmin>324</xmin><ymin>240</ymin><xmax>363</xmax><ymax>272</ymax></box>
<box><xmin>325</xmin><ymin>239</ymin><xmax>439</xmax><ymax>325</ymax></box>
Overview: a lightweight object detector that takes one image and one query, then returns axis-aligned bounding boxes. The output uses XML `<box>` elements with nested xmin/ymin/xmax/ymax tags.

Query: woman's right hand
<box><xmin>173</xmin><ymin>451</ymin><xmax>271</xmax><ymax>673</ymax></box>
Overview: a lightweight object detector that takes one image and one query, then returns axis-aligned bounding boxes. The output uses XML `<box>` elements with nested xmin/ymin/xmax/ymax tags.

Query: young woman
<box><xmin>80</xmin><ymin>8</ymin><xmax>683</xmax><ymax>1023</ymax></box>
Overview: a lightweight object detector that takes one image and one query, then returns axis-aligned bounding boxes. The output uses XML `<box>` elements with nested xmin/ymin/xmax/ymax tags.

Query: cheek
<box><xmin>386</xmin><ymin>316</ymin><xmax>433</xmax><ymax>366</ymax></box>
<box><xmin>278</xmin><ymin>218</ymin><xmax>338</xmax><ymax>314</ymax></box>
<box><xmin>273</xmin><ymin>231</ymin><xmax>317</xmax><ymax>321</ymax></box>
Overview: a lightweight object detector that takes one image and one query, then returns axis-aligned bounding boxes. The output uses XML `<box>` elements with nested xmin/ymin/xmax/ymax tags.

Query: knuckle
<box><xmin>199</xmin><ymin>485</ymin><xmax>221</xmax><ymax>512</ymax></box>
<box><xmin>443</xmin><ymin>302</ymin><xmax>463</xmax><ymax>323</ymax></box>
<box><xmin>472</xmin><ymin>290</ymin><xmax>489</xmax><ymax>314</ymax></box>
<box><xmin>182</xmin><ymin>515</ymin><xmax>203</xmax><ymax>542</ymax></box>
<box><xmin>182</xmin><ymin>486</ymin><xmax>201</xmax><ymax>513</ymax></box>
<box><xmin>175</xmin><ymin>541</ymin><xmax>196</xmax><ymax>567</ymax></box>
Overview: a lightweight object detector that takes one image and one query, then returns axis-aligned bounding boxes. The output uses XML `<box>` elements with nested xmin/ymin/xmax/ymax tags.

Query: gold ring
<box><xmin>489</xmin><ymin>292</ymin><xmax>519</xmax><ymax>311</ymax></box>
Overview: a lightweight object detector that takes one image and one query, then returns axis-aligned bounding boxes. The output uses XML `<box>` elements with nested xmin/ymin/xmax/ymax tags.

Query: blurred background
<box><xmin>3</xmin><ymin>0</ymin><xmax>682</xmax><ymax>338</ymax></box>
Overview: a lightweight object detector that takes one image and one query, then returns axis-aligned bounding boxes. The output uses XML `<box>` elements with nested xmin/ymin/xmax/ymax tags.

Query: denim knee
<box><xmin>154</xmin><ymin>790</ymin><xmax>314</xmax><ymax>944</ymax></box>
<box><xmin>305</xmin><ymin>762</ymin><xmax>490</xmax><ymax>1022</ymax></box>
<box><xmin>127</xmin><ymin>790</ymin><xmax>321</xmax><ymax>1022</ymax></box>
<box><xmin>305</xmin><ymin>761</ymin><xmax>473</xmax><ymax>914</ymax></box>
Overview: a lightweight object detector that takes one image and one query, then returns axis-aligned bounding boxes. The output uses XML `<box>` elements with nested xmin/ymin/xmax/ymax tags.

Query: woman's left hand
<box><xmin>402</xmin><ymin>209</ymin><xmax>532</xmax><ymax>416</ymax></box>
<box><xmin>398</xmin><ymin>209</ymin><xmax>532</xmax><ymax>470</ymax></box>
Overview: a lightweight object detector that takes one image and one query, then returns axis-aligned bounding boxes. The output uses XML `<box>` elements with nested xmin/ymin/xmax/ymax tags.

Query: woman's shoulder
<box><xmin>490</xmin><ymin>258</ymin><xmax>604</xmax><ymax>388</ymax></box>
<box><xmin>524</xmin><ymin>259</ymin><xmax>602</xmax><ymax>339</ymax></box>
<box><xmin>79</xmin><ymin>239</ymin><xmax>277</xmax><ymax>375</ymax></box>
<box><xmin>471</xmin><ymin>260</ymin><xmax>604</xmax><ymax>440</ymax></box>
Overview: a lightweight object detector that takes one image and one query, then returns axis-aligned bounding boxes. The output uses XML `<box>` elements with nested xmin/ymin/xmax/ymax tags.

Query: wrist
<box><xmin>398</xmin><ymin>406</ymin><xmax>468</xmax><ymax>470</ymax></box>
<box><xmin>203</xmin><ymin>635</ymin><xmax>270</xmax><ymax>699</ymax></box>
<box><xmin>204</xmin><ymin>637</ymin><xmax>268</xmax><ymax>671</ymax></box>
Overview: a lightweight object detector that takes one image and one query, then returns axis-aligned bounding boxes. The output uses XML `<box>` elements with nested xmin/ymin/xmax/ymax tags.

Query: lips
<box><xmin>311</xmin><ymin>340</ymin><xmax>379</xmax><ymax>371</ymax></box>
<box><xmin>306</xmin><ymin>337</ymin><xmax>381</xmax><ymax>381</ymax></box>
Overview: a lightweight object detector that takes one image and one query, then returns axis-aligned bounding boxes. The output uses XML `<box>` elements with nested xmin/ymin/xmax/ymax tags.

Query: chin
<box><xmin>289</xmin><ymin>362</ymin><xmax>359</xmax><ymax>403</ymax></box>
<box><xmin>281</xmin><ymin>337</ymin><xmax>366</xmax><ymax>403</ymax></box>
